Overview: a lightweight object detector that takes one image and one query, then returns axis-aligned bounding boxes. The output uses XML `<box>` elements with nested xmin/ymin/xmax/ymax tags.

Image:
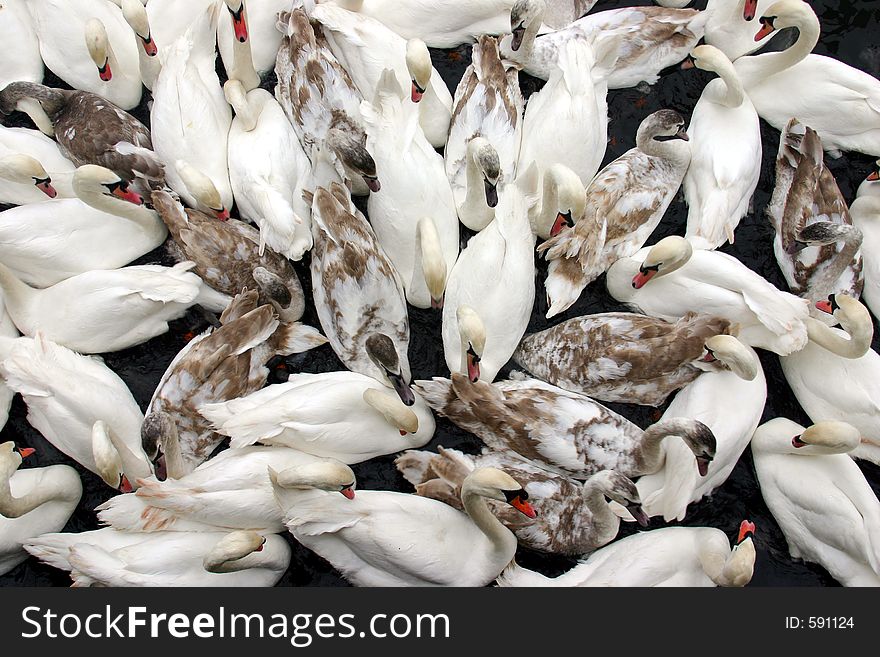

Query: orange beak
<box><xmin>214</xmin><ymin>207</ymin><xmax>230</xmax><ymax>222</ymax></box>
<box><xmin>35</xmin><ymin>179</ymin><xmax>57</xmax><ymax>198</ymax></box>
<box><xmin>399</xmin><ymin>430</ymin><xmax>408</xmax><ymax>437</ymax></box>
<box><xmin>466</xmin><ymin>351</ymin><xmax>480</xmax><ymax>383</ymax></box>
<box><xmin>431</xmin><ymin>293</ymin><xmax>444</xmax><ymax>310</ymax></box>
<box><xmin>230</xmin><ymin>5</ymin><xmax>249</xmax><ymax>43</ymax></box>
<box><xmin>550</xmin><ymin>212</ymin><xmax>572</xmax><ymax>237</ymax></box>
<box><xmin>510</xmin><ymin>495</ymin><xmax>537</xmax><ymax>519</ymax></box>
<box><xmin>141</xmin><ymin>35</ymin><xmax>158</xmax><ymax>57</ymax></box>
<box><xmin>119</xmin><ymin>475</ymin><xmax>133</xmax><ymax>493</ymax></box>
<box><xmin>18</xmin><ymin>447</ymin><xmax>36</xmax><ymax>458</ymax></box>
<box><xmin>98</xmin><ymin>58</ymin><xmax>112</xmax><ymax>82</ymax></box>
<box><xmin>680</xmin><ymin>56</ymin><xmax>695</xmax><ymax>70</ymax></box>
<box><xmin>815</xmin><ymin>299</ymin><xmax>833</xmax><ymax>314</ymax></box>
<box><xmin>411</xmin><ymin>82</ymin><xmax>424</xmax><ymax>103</ymax></box>
<box><xmin>755</xmin><ymin>18</ymin><xmax>775</xmax><ymax>41</ymax></box>
<box><xmin>743</xmin><ymin>0</ymin><xmax>758</xmax><ymax>20</ymax></box>
<box><xmin>112</xmin><ymin>185</ymin><xmax>144</xmax><ymax>205</ymax></box>
<box><xmin>867</xmin><ymin>170</ymin><xmax>880</xmax><ymax>182</ymax></box>
<box><xmin>737</xmin><ymin>520</ymin><xmax>756</xmax><ymax>544</ymax></box>
<box><xmin>631</xmin><ymin>269</ymin><xmax>656</xmax><ymax>289</ymax></box>
<box><xmin>340</xmin><ymin>487</ymin><xmax>356</xmax><ymax>500</ymax></box>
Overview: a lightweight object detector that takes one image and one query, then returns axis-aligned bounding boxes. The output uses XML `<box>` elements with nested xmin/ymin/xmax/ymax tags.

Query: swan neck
<box><xmin>811</xmin><ymin>230</ymin><xmax>863</xmax><ymax>300</ymax></box>
<box><xmin>0</xmin><ymin>474</ymin><xmax>60</xmax><ymax>518</ymax></box>
<box><xmin>229</xmin><ymin>88</ymin><xmax>260</xmax><ymax>132</ymax></box>
<box><xmin>462</xmin><ymin>150</ymin><xmax>493</xmax><ymax>227</ymax></box>
<box><xmin>805</xmin><ymin>316</ymin><xmax>871</xmax><ymax>359</ymax></box>
<box><xmin>637</xmin><ymin>425</ymin><xmax>673</xmax><ymax>474</ymax></box>
<box><xmin>107</xmin><ymin>428</ymin><xmax>152</xmax><ymax>483</ymax></box>
<box><xmin>712</xmin><ymin>58</ymin><xmax>745</xmax><ymax>108</ymax></box>
<box><xmin>637</xmin><ymin>128</ymin><xmax>689</xmax><ymax>165</ymax></box>
<box><xmin>0</xmin><ymin>263</ymin><xmax>34</xmax><ymax>315</ymax></box>
<box><xmin>461</xmin><ymin>486</ymin><xmax>514</xmax><ymax>555</ymax></box>
<box><xmin>161</xmin><ymin>418</ymin><xmax>188</xmax><ymax>480</ymax></box>
<box><xmin>539</xmin><ymin>170</ymin><xmax>560</xmax><ymax>229</ymax></box>
<box><xmin>75</xmin><ymin>185</ymin><xmax>159</xmax><ymax>227</ymax></box>
<box><xmin>581</xmin><ymin>480</ymin><xmax>618</xmax><ymax>529</ymax></box>
<box><xmin>229</xmin><ymin>28</ymin><xmax>261</xmax><ymax>92</ymax></box>
<box><xmin>748</xmin><ymin>20</ymin><xmax>819</xmax><ymax>80</ymax></box>
<box><xmin>205</xmin><ymin>551</ymin><xmax>264</xmax><ymax>574</ymax></box>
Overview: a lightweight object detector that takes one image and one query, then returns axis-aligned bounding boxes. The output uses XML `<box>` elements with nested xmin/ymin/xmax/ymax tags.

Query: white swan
<box><xmin>497</xmin><ymin>521</ymin><xmax>756</xmax><ymax>586</ymax></box>
<box><xmin>311</xmin><ymin>3</ymin><xmax>454</xmax><ymax>149</ymax></box>
<box><xmin>361</xmin><ymin>71</ymin><xmax>459</xmax><ymax>309</ymax></box>
<box><xmin>0</xmin><ymin>124</ymin><xmax>75</xmax><ymax>204</ymax></box>
<box><xmin>636</xmin><ymin>345</ymin><xmax>766</xmax><ymax>521</ymax></box>
<box><xmin>442</xmin><ymin>183</ymin><xmax>534</xmax><ymax>382</ymax></box>
<box><xmin>851</xmin><ymin>165</ymin><xmax>880</xmax><ymax>318</ymax></box>
<box><xmin>734</xmin><ymin>0</ymin><xmax>880</xmax><ymax>157</ymax></box>
<box><xmin>0</xmin><ymin>300</ymin><xmax>18</xmax><ymax>432</ymax></box>
<box><xmin>682</xmin><ymin>45</ymin><xmax>761</xmax><ymax>249</ymax></box>
<box><xmin>138</xmin><ymin>0</ymin><xmax>214</xmax><ymax>63</ymax></box>
<box><xmin>0</xmin><ymin>165</ymin><xmax>166</xmax><ymax>288</ymax></box>
<box><xmin>218</xmin><ymin>0</ymin><xmax>292</xmax><ymax>78</ymax></box>
<box><xmin>200</xmin><ymin>371</ymin><xmax>435</xmax><ymax>464</ymax></box>
<box><xmin>116</xmin><ymin>0</ymin><xmax>161</xmax><ymax>91</ymax></box>
<box><xmin>150</xmin><ymin>3</ymin><xmax>233</xmax><ymax>212</ymax></box>
<box><xmin>0</xmin><ymin>261</ymin><xmax>229</xmax><ymax>354</ymax></box>
<box><xmin>273</xmin><ymin>462</ymin><xmax>537</xmax><ymax>586</ymax></box>
<box><xmin>752</xmin><ymin>418</ymin><xmax>880</xmax><ymax>586</ymax></box>
<box><xmin>0</xmin><ymin>0</ymin><xmax>50</xmax><ymax>131</ymax></box>
<box><xmin>25</xmin><ymin>528</ymin><xmax>290</xmax><ymax>587</ymax></box>
<box><xmin>97</xmin><ymin>446</ymin><xmax>352</xmax><ymax>534</ymax></box>
<box><xmin>0</xmin><ymin>152</ymin><xmax>71</xmax><ymax>205</ymax></box>
<box><xmin>606</xmin><ymin>236</ymin><xmax>812</xmax><ymax>355</ymax></box>
<box><xmin>0</xmin><ymin>442</ymin><xmax>81</xmax><ymax>576</ymax></box>
<box><xmin>0</xmin><ymin>333</ymin><xmax>153</xmax><ymax>490</ymax></box>
<box><xmin>780</xmin><ymin>294</ymin><xmax>880</xmax><ymax>466</ymax></box>
<box><xmin>224</xmin><ymin>80</ymin><xmax>314</xmax><ymax>261</ymax></box>
<box><xmin>445</xmin><ymin>36</ymin><xmax>523</xmax><ymax>231</ymax></box>
<box><xmin>27</xmin><ymin>0</ymin><xmax>142</xmax><ymax>110</ymax></box>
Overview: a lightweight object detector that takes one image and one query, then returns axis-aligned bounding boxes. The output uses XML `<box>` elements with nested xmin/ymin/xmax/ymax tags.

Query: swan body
<box><xmin>446</xmin><ymin>36</ymin><xmax>523</xmax><ymax>231</ymax></box>
<box><xmin>0</xmin><ymin>303</ymin><xmax>18</xmax><ymax>431</ymax></box>
<box><xmin>850</xmin><ymin>170</ymin><xmax>880</xmax><ymax>317</ymax></box>
<box><xmin>498</xmin><ymin>522</ymin><xmax>756</xmax><ymax>586</ymax></box>
<box><xmin>225</xmin><ymin>83</ymin><xmax>314</xmax><ymax>261</ymax></box>
<box><xmin>361</xmin><ymin>71</ymin><xmax>459</xmax><ymax>309</ymax></box>
<box><xmin>139</xmin><ymin>0</ymin><xmax>214</xmax><ymax>60</ymax></box>
<box><xmin>200</xmin><ymin>371</ymin><xmax>435</xmax><ymax>464</ymax></box>
<box><xmin>683</xmin><ymin>45</ymin><xmax>761</xmax><ymax>250</ymax></box>
<box><xmin>24</xmin><ymin>528</ymin><xmax>290</xmax><ymax>587</ymax></box>
<box><xmin>636</xmin><ymin>346</ymin><xmax>767</xmax><ymax>521</ymax></box>
<box><xmin>0</xmin><ymin>0</ymin><xmax>43</xmax><ymax>91</ymax></box>
<box><xmin>606</xmin><ymin>236</ymin><xmax>812</xmax><ymax>355</ymax></box>
<box><xmin>0</xmin><ymin>261</ymin><xmax>229</xmax><ymax>354</ymax></box>
<box><xmin>514</xmin><ymin>311</ymin><xmax>758</xmax><ymax>406</ymax></box>
<box><xmin>0</xmin><ymin>125</ymin><xmax>76</xmax><ymax>204</ymax></box>
<box><xmin>752</xmin><ymin>417</ymin><xmax>880</xmax><ymax>586</ymax></box>
<box><xmin>312</xmin><ymin>3</ymin><xmax>454</xmax><ymax>148</ymax></box>
<box><xmin>0</xmin><ymin>444</ymin><xmax>82</xmax><ymax>576</ymax></box>
<box><xmin>415</xmin><ymin>373</ymin><xmax>716</xmax><ymax>481</ymax></box>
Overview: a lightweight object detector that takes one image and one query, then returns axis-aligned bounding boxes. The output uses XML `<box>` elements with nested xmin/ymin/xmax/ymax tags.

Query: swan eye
<box><xmin>829</xmin><ymin>294</ymin><xmax>839</xmax><ymax>313</ymax></box>
<box><xmin>639</xmin><ymin>263</ymin><xmax>661</xmax><ymax>275</ymax></box>
<box><xmin>503</xmin><ymin>488</ymin><xmax>529</xmax><ymax>503</ymax></box>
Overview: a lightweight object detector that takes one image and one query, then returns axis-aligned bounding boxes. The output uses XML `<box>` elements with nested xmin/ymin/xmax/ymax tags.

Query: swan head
<box><xmin>543</xmin><ymin>164</ymin><xmax>587</xmax><ymax>239</ymax></box>
<box><xmin>417</xmin><ymin>218</ymin><xmax>447</xmax><ymax>309</ymax></box>
<box><xmin>92</xmin><ymin>421</ymin><xmax>132</xmax><ymax>493</ymax></box>
<box><xmin>792</xmin><ymin>421</ymin><xmax>861</xmax><ymax>454</ymax></box>
<box><xmin>326</xmin><ymin>128</ymin><xmax>380</xmax><ymax>193</ymax></box>
<box><xmin>463</xmin><ymin>468</ymin><xmax>537</xmax><ymax>518</ymax></box>
<box><xmin>787</xmin><ymin>221</ymin><xmax>863</xmax><ymax>255</ymax></box>
<box><xmin>223</xmin><ymin>0</ymin><xmax>249</xmax><ymax>43</ymax></box>
<box><xmin>363</xmin><ymin>388</ymin><xmax>420</xmax><ymax>435</ymax></box>
<box><xmin>0</xmin><ymin>155</ymin><xmax>56</xmax><ymax>198</ymax></box>
<box><xmin>457</xmin><ymin>305</ymin><xmax>486</xmax><ymax>383</ymax></box>
<box><xmin>510</xmin><ymin>0</ymin><xmax>546</xmax><ymax>51</ymax></box>
<box><xmin>467</xmin><ymin>137</ymin><xmax>500</xmax><ymax>208</ymax></box>
<box><xmin>640</xmin><ymin>109</ymin><xmax>689</xmax><ymax>145</ymax></box>
<box><xmin>140</xmin><ymin>411</ymin><xmax>186</xmax><ymax>481</ymax></box>
<box><xmin>698</xmin><ymin>335</ymin><xmax>759</xmax><ymax>381</ymax></box>
<box><xmin>84</xmin><ymin>18</ymin><xmax>113</xmax><ymax>82</ymax></box>
<box><xmin>0</xmin><ymin>442</ymin><xmax>35</xmax><ymax>481</ymax></box>
<box><xmin>73</xmin><ymin>165</ymin><xmax>144</xmax><ymax>206</ymax></box>
<box><xmin>719</xmin><ymin>520</ymin><xmax>757</xmax><ymax>587</ymax></box>
<box><xmin>589</xmin><ymin>470</ymin><xmax>649</xmax><ymax>527</ymax></box>
<box><xmin>631</xmin><ymin>236</ymin><xmax>693</xmax><ymax>289</ymax></box>
<box><xmin>176</xmin><ymin>161</ymin><xmax>230</xmax><ymax>220</ymax></box>
<box><xmin>654</xmin><ymin>419</ymin><xmax>716</xmax><ymax>476</ymax></box>
<box><xmin>815</xmin><ymin>293</ymin><xmax>874</xmax><ymax>346</ymax></box>
<box><xmin>121</xmin><ymin>0</ymin><xmax>157</xmax><ymax>57</ymax></box>
<box><xmin>203</xmin><ymin>530</ymin><xmax>266</xmax><ymax>573</ymax></box>
<box><xmin>365</xmin><ymin>334</ymin><xmax>415</xmax><ymax>406</ymax></box>
<box><xmin>755</xmin><ymin>0</ymin><xmax>817</xmax><ymax>42</ymax></box>
<box><xmin>269</xmin><ymin>460</ymin><xmax>357</xmax><ymax>498</ymax></box>
<box><xmin>405</xmin><ymin>39</ymin><xmax>432</xmax><ymax>103</ymax></box>
<box><xmin>685</xmin><ymin>45</ymin><xmax>730</xmax><ymax>76</ymax></box>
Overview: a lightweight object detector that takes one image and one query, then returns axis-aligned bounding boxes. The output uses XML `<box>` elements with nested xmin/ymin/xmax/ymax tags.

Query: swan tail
<box><xmin>95</xmin><ymin>492</ymin><xmax>179</xmax><ymax>532</ymax></box>
<box><xmin>68</xmin><ymin>544</ymin><xmax>142</xmax><ymax>587</ymax></box>
<box><xmin>23</xmin><ymin>533</ymin><xmax>78</xmax><ymax>571</ymax></box>
<box><xmin>558</xmin><ymin>39</ymin><xmax>596</xmax><ymax>94</ymax></box>
<box><xmin>687</xmin><ymin>192</ymin><xmax>737</xmax><ymax>250</ymax></box>
<box><xmin>394</xmin><ymin>450</ymin><xmax>435</xmax><ymax>486</ymax></box>
<box><xmin>495</xmin><ymin>562</ymin><xmax>554</xmax><ymax>587</ymax></box>
<box><xmin>249</xmin><ymin>181</ymin><xmax>304</xmax><ymax>260</ymax></box>
<box><xmin>195</xmin><ymin>285</ymin><xmax>232</xmax><ymax>314</ymax></box>
<box><xmin>283</xmin><ymin>501</ymin><xmax>365</xmax><ymax>537</ymax></box>
<box><xmin>219</xmin><ymin>290</ymin><xmax>261</xmax><ymax>325</ymax></box>
<box><xmin>198</xmin><ymin>399</ymin><xmax>282</xmax><ymax>448</ymax></box>
<box><xmin>271</xmin><ymin>321</ymin><xmax>328</xmax><ymax>357</ymax></box>
<box><xmin>412</xmin><ymin>377</ymin><xmax>455</xmax><ymax>415</ymax></box>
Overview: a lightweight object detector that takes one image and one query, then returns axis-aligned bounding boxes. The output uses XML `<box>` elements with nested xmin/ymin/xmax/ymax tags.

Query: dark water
<box><xmin>2</xmin><ymin>0</ymin><xmax>880</xmax><ymax>587</ymax></box>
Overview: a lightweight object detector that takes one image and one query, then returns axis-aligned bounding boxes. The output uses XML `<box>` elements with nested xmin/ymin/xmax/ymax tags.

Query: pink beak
<box><xmin>36</xmin><ymin>179</ymin><xmax>57</xmax><ymax>198</ymax></box>
<box><xmin>411</xmin><ymin>82</ymin><xmax>424</xmax><ymax>103</ymax></box>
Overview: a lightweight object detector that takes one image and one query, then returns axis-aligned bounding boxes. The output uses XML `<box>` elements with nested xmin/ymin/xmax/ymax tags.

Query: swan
<box><xmin>136</xmin><ymin>0</ymin><xmax>214</xmax><ymax>63</ymax></box>
<box><xmin>273</xmin><ymin>461</ymin><xmax>537</xmax><ymax>586</ymax></box>
<box><xmin>224</xmin><ymin>80</ymin><xmax>314</xmax><ymax>261</ymax></box>
<box><xmin>635</xmin><ymin>345</ymin><xmax>766</xmax><ymax>521</ymax></box>
<box><xmin>0</xmin><ymin>124</ymin><xmax>76</xmax><ymax>204</ymax></box>
<box><xmin>752</xmin><ymin>418</ymin><xmax>880</xmax><ymax>586</ymax></box>
<box><xmin>0</xmin><ymin>82</ymin><xmax>164</xmax><ymax>189</ymax></box>
<box><xmin>0</xmin><ymin>165</ymin><xmax>166</xmax><ymax>288</ymax></box>
<box><xmin>500</xmin><ymin>0</ymin><xmax>708</xmax><ymax>89</ymax></box>
<box><xmin>415</xmin><ymin>373</ymin><xmax>716</xmax><ymax>480</ymax></box>
<box><xmin>0</xmin><ymin>333</ymin><xmax>153</xmax><ymax>490</ymax></box>
<box><xmin>200</xmin><ymin>370</ymin><xmax>435</xmax><ymax>464</ymax></box>
<box><xmin>151</xmin><ymin>189</ymin><xmax>305</xmax><ymax>322</ymax></box>
<box><xmin>0</xmin><ymin>0</ymin><xmax>52</xmax><ymax>133</ymax></box>
<box><xmin>780</xmin><ymin>294</ymin><xmax>880</xmax><ymax>466</ymax></box>
<box><xmin>524</xmin><ymin>163</ymin><xmax>587</xmax><ymax>240</ymax></box>
<box><xmin>27</xmin><ymin>0</ymin><xmax>142</xmax><ymax>110</ymax></box>
<box><xmin>0</xmin><ymin>261</ymin><xmax>229</xmax><ymax>354</ymax></box>
<box><xmin>140</xmin><ymin>291</ymin><xmax>326</xmax><ymax>475</ymax></box>
<box><xmin>24</xmin><ymin>528</ymin><xmax>290</xmax><ymax>587</ymax></box>
<box><xmin>150</xmin><ymin>3</ymin><xmax>233</xmax><ymax>212</ymax></box>
<box><xmin>0</xmin><ymin>153</ymin><xmax>70</xmax><ymax>205</ymax></box>
<box><xmin>275</xmin><ymin>8</ymin><xmax>378</xmax><ymax>197</ymax></box>
<box><xmin>0</xmin><ymin>301</ymin><xmax>18</xmax><ymax>432</ymax></box>
<box><xmin>498</xmin><ymin>520</ymin><xmax>756</xmax><ymax>586</ymax></box>
<box><xmin>768</xmin><ymin>118</ymin><xmax>864</xmax><ymax>303</ymax></box>
<box><xmin>851</xmin><ymin>165</ymin><xmax>880</xmax><ymax>318</ymax></box>
<box><xmin>309</xmin><ymin>185</ymin><xmax>414</xmax><ymax>404</ymax></box>
<box><xmin>397</xmin><ymin>447</ymin><xmax>647</xmax><ymax>555</ymax></box>
<box><xmin>311</xmin><ymin>3</ymin><xmax>454</xmax><ymax>149</ymax></box>
<box><xmin>682</xmin><ymin>45</ymin><xmax>761</xmax><ymax>250</ymax></box>
<box><xmin>0</xmin><ymin>442</ymin><xmax>81</xmax><ymax>576</ymax></box>
<box><xmin>446</xmin><ymin>37</ymin><xmax>523</xmax><ymax>231</ymax></box>
<box><xmin>217</xmin><ymin>0</ymin><xmax>292</xmax><ymax>79</ymax></box>
<box><xmin>517</xmin><ymin>37</ymin><xmax>615</xmax><ymax>192</ymax></box>
<box><xmin>540</xmin><ymin>110</ymin><xmax>691</xmax><ymax>318</ymax></box>
<box><xmin>442</xmin><ymin>184</ymin><xmax>535</xmax><ymax>382</ymax></box>
<box><xmin>97</xmin><ymin>446</ymin><xmax>353</xmax><ymax>534</ymax></box>
<box><xmin>734</xmin><ymin>0</ymin><xmax>880</xmax><ymax>158</ymax></box>
<box><xmin>607</xmin><ymin>235</ymin><xmax>812</xmax><ymax>355</ymax></box>
<box><xmin>514</xmin><ymin>312</ymin><xmax>759</xmax><ymax>406</ymax></box>
<box><xmin>116</xmin><ymin>0</ymin><xmax>161</xmax><ymax>91</ymax></box>
<box><xmin>361</xmin><ymin>71</ymin><xmax>459</xmax><ymax>309</ymax></box>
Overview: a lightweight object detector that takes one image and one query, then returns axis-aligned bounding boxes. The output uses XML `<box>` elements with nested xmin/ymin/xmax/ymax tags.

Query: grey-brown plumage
<box><xmin>151</xmin><ymin>190</ymin><xmax>305</xmax><ymax>321</ymax></box>
<box><xmin>514</xmin><ymin>312</ymin><xmax>734</xmax><ymax>405</ymax></box>
<box><xmin>396</xmin><ymin>446</ymin><xmax>646</xmax><ymax>555</ymax></box>
<box><xmin>0</xmin><ymin>81</ymin><xmax>164</xmax><ymax>187</ymax></box>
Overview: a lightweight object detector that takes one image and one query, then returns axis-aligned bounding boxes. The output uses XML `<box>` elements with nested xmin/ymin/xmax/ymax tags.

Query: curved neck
<box><xmin>0</xmin><ymin>263</ymin><xmax>34</xmax><ymax>318</ymax></box>
<box><xmin>635</xmin><ymin>420</ymin><xmax>694</xmax><ymax>474</ymax></box>
<box><xmin>539</xmin><ymin>171</ymin><xmax>561</xmax><ymax>232</ymax></box>
<box><xmin>136</xmin><ymin>43</ymin><xmax>161</xmax><ymax>91</ymax></box>
<box><xmin>461</xmin><ymin>487</ymin><xmax>515</xmax><ymax>556</ymax></box>
<box><xmin>581</xmin><ymin>481</ymin><xmax>620</xmax><ymax>532</ymax></box>
<box><xmin>204</xmin><ymin>550</ymin><xmax>265</xmax><ymax>573</ymax></box>
<box><xmin>17</xmin><ymin>98</ymin><xmax>55</xmax><ymax>137</ymax></box>
<box><xmin>636</xmin><ymin>129</ymin><xmax>689</xmax><ymax>166</ymax></box>
<box><xmin>462</xmin><ymin>151</ymin><xmax>494</xmax><ymax>227</ymax></box>
<box><xmin>106</xmin><ymin>428</ymin><xmax>152</xmax><ymax>483</ymax></box>
<box><xmin>810</xmin><ymin>228</ymin><xmax>863</xmax><ymax>300</ymax></box>
<box><xmin>75</xmin><ymin>185</ymin><xmax>159</xmax><ymax>228</ymax></box>
<box><xmin>227</xmin><ymin>88</ymin><xmax>260</xmax><ymax>132</ymax></box>
<box><xmin>0</xmin><ymin>471</ymin><xmax>65</xmax><ymax>518</ymax></box>
<box><xmin>707</xmin><ymin>57</ymin><xmax>745</xmax><ymax>108</ymax></box>
<box><xmin>805</xmin><ymin>316</ymin><xmax>872</xmax><ymax>359</ymax></box>
<box><xmin>745</xmin><ymin>19</ymin><xmax>820</xmax><ymax>80</ymax></box>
